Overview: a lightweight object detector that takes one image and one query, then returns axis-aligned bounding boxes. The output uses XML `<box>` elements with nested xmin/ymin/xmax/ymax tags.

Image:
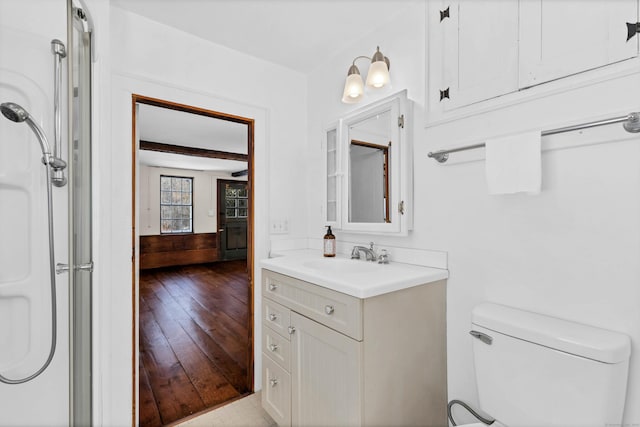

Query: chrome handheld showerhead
<box><xmin>1</xmin><ymin>101</ymin><xmax>53</xmax><ymax>159</ymax></box>
<box><xmin>1</xmin><ymin>102</ymin><xmax>29</xmax><ymax>123</ymax></box>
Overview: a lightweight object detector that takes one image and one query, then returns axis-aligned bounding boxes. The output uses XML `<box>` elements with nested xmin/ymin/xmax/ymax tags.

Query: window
<box><xmin>160</xmin><ymin>175</ymin><xmax>193</xmax><ymax>233</ymax></box>
<box><xmin>225</xmin><ymin>185</ymin><xmax>249</xmax><ymax>218</ymax></box>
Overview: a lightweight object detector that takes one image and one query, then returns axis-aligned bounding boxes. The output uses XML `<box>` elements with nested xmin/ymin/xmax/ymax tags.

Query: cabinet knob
<box><xmin>288</xmin><ymin>326</ymin><xmax>296</xmax><ymax>335</ymax></box>
<box><xmin>269</xmin><ymin>313</ymin><xmax>278</xmax><ymax>322</ymax></box>
<box><xmin>269</xmin><ymin>378</ymin><xmax>278</xmax><ymax>387</ymax></box>
<box><xmin>324</xmin><ymin>305</ymin><xmax>334</xmax><ymax>315</ymax></box>
<box><xmin>269</xmin><ymin>283</ymin><xmax>278</xmax><ymax>291</ymax></box>
<box><xmin>268</xmin><ymin>343</ymin><xmax>279</xmax><ymax>352</ymax></box>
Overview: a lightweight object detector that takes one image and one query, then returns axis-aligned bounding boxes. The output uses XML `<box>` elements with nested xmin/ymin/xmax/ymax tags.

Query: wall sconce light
<box><xmin>341</xmin><ymin>46</ymin><xmax>391</xmax><ymax>104</ymax></box>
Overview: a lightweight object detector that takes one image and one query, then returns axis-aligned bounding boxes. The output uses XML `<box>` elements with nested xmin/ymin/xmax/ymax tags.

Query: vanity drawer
<box><xmin>262</xmin><ymin>325</ymin><xmax>291</xmax><ymax>371</ymax></box>
<box><xmin>263</xmin><ymin>298</ymin><xmax>291</xmax><ymax>339</ymax></box>
<box><xmin>262</xmin><ymin>353</ymin><xmax>291</xmax><ymax>427</ymax></box>
<box><xmin>263</xmin><ymin>270</ymin><xmax>363</xmax><ymax>341</ymax></box>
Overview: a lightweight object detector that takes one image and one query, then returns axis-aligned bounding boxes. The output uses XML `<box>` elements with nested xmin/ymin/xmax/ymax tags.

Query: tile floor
<box><xmin>175</xmin><ymin>392</ymin><xmax>276</xmax><ymax>427</ymax></box>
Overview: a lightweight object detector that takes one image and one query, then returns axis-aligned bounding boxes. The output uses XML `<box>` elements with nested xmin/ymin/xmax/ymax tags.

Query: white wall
<box><xmin>96</xmin><ymin>5</ymin><xmax>308</xmax><ymax>426</ymax></box>
<box><xmin>138</xmin><ymin>165</ymin><xmax>246</xmax><ymax>235</ymax></box>
<box><xmin>306</xmin><ymin>2</ymin><xmax>640</xmax><ymax>424</ymax></box>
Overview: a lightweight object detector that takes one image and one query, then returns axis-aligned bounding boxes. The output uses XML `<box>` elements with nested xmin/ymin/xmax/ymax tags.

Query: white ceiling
<box><xmin>137</xmin><ymin>103</ymin><xmax>248</xmax><ymax>172</ymax></box>
<box><xmin>110</xmin><ymin>0</ymin><xmax>420</xmax><ymax>73</ymax></box>
<box><xmin>138</xmin><ymin>103</ymin><xmax>248</xmax><ymax>154</ymax></box>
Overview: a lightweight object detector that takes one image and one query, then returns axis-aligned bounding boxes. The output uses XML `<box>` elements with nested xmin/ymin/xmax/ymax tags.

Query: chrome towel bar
<box><xmin>427</xmin><ymin>112</ymin><xmax>640</xmax><ymax>163</ymax></box>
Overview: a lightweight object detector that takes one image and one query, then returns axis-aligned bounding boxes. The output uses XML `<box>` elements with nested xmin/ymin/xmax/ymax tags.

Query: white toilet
<box><xmin>457</xmin><ymin>302</ymin><xmax>631</xmax><ymax>427</ymax></box>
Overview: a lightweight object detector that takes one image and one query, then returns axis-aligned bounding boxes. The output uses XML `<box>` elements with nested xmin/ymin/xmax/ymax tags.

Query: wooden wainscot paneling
<box><xmin>139</xmin><ymin>233</ymin><xmax>219</xmax><ymax>269</ymax></box>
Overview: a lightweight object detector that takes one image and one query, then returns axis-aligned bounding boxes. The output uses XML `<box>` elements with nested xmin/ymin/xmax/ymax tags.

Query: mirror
<box><xmin>324</xmin><ymin>90</ymin><xmax>411</xmax><ymax>235</ymax></box>
<box><xmin>349</xmin><ymin>124</ymin><xmax>390</xmax><ymax>223</ymax></box>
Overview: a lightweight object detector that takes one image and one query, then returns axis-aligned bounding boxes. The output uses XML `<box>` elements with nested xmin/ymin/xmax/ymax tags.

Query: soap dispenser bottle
<box><xmin>323</xmin><ymin>226</ymin><xmax>336</xmax><ymax>257</ymax></box>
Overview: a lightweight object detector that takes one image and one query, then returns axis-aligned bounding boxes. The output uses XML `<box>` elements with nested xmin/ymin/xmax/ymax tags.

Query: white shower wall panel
<box><xmin>0</xmin><ymin>1</ymin><xmax>69</xmax><ymax>426</ymax></box>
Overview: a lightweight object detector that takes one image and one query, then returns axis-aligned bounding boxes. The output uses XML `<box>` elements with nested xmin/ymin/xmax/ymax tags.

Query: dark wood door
<box><xmin>217</xmin><ymin>180</ymin><xmax>248</xmax><ymax>260</ymax></box>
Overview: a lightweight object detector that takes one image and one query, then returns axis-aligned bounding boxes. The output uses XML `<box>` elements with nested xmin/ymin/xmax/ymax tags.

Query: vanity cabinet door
<box><xmin>290</xmin><ymin>312</ymin><xmax>363</xmax><ymax>426</ymax></box>
<box><xmin>519</xmin><ymin>0</ymin><xmax>639</xmax><ymax>88</ymax></box>
<box><xmin>263</xmin><ymin>354</ymin><xmax>291</xmax><ymax>427</ymax></box>
<box><xmin>262</xmin><ymin>299</ymin><xmax>291</xmax><ymax>339</ymax></box>
<box><xmin>428</xmin><ymin>0</ymin><xmax>519</xmax><ymax>114</ymax></box>
<box><xmin>262</xmin><ymin>326</ymin><xmax>291</xmax><ymax>371</ymax></box>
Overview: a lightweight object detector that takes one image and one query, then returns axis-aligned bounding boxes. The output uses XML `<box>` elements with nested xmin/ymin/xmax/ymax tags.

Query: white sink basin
<box><xmin>261</xmin><ymin>250</ymin><xmax>448</xmax><ymax>298</ymax></box>
<box><xmin>302</xmin><ymin>258</ymin><xmax>378</xmax><ymax>274</ymax></box>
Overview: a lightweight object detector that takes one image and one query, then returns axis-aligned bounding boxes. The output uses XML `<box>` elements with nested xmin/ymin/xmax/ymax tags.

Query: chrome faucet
<box><xmin>377</xmin><ymin>249</ymin><xmax>389</xmax><ymax>264</ymax></box>
<box><xmin>351</xmin><ymin>242</ymin><xmax>377</xmax><ymax>262</ymax></box>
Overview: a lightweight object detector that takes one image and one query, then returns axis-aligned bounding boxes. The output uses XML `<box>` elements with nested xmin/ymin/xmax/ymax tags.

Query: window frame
<box><xmin>159</xmin><ymin>174</ymin><xmax>194</xmax><ymax>234</ymax></box>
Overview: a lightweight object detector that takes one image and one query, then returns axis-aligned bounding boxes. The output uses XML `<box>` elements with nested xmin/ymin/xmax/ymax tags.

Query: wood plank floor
<box><xmin>139</xmin><ymin>260</ymin><xmax>251</xmax><ymax>427</ymax></box>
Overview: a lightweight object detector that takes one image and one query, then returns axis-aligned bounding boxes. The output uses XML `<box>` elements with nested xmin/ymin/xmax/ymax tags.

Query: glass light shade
<box><xmin>365</xmin><ymin>60</ymin><xmax>390</xmax><ymax>88</ymax></box>
<box><xmin>342</xmin><ymin>73</ymin><xmax>364</xmax><ymax>104</ymax></box>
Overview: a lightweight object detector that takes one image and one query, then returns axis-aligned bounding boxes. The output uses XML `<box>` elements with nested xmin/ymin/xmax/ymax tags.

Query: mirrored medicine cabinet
<box><xmin>323</xmin><ymin>90</ymin><xmax>413</xmax><ymax>235</ymax></box>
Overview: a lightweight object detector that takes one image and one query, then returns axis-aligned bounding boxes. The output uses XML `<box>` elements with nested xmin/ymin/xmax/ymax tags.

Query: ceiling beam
<box><xmin>140</xmin><ymin>140</ymin><xmax>248</xmax><ymax>162</ymax></box>
<box><xmin>232</xmin><ymin>169</ymin><xmax>249</xmax><ymax>177</ymax></box>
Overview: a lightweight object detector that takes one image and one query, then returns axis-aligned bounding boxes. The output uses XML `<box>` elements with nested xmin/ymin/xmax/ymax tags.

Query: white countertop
<box><xmin>260</xmin><ymin>249</ymin><xmax>449</xmax><ymax>298</ymax></box>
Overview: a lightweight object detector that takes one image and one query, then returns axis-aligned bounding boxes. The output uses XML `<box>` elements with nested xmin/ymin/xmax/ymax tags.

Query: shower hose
<box><xmin>448</xmin><ymin>399</ymin><xmax>495</xmax><ymax>426</ymax></box>
<box><xmin>0</xmin><ymin>161</ymin><xmax>57</xmax><ymax>384</ymax></box>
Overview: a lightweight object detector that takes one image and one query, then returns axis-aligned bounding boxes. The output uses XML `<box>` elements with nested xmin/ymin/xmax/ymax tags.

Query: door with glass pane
<box><xmin>217</xmin><ymin>180</ymin><xmax>248</xmax><ymax>260</ymax></box>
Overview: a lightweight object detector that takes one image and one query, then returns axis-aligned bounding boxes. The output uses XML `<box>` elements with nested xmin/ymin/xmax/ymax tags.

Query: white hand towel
<box><xmin>485</xmin><ymin>130</ymin><xmax>541</xmax><ymax>195</ymax></box>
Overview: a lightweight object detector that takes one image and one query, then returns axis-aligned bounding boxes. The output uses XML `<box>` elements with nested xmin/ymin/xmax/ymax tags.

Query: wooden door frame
<box><xmin>131</xmin><ymin>94</ymin><xmax>255</xmax><ymax>424</ymax></box>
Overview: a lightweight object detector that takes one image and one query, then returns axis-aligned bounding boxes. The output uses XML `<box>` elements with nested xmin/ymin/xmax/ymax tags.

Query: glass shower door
<box><xmin>0</xmin><ymin>1</ymin><xmax>70</xmax><ymax>426</ymax></box>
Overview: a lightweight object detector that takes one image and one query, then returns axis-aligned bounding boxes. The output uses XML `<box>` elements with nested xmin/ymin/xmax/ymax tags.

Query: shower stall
<box><xmin>0</xmin><ymin>0</ymin><xmax>93</xmax><ymax>425</ymax></box>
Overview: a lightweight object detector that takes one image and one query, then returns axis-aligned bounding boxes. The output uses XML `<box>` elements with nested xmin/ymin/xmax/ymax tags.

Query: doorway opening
<box><xmin>131</xmin><ymin>95</ymin><xmax>255</xmax><ymax>426</ymax></box>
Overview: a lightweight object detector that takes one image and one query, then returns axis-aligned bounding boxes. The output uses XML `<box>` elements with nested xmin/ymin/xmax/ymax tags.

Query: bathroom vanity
<box><xmin>260</xmin><ymin>251</ymin><xmax>448</xmax><ymax>426</ymax></box>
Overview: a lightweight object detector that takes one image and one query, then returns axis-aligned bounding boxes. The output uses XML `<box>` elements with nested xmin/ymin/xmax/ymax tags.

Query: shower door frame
<box><xmin>67</xmin><ymin>1</ymin><xmax>94</xmax><ymax>425</ymax></box>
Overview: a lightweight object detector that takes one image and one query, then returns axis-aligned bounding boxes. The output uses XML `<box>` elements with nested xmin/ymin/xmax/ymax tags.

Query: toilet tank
<box><xmin>471</xmin><ymin>303</ymin><xmax>630</xmax><ymax>427</ymax></box>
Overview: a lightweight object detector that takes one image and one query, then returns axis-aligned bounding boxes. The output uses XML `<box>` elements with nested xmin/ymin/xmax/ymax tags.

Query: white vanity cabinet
<box><xmin>427</xmin><ymin>0</ymin><xmax>640</xmax><ymax>123</ymax></box>
<box><xmin>261</xmin><ymin>269</ymin><xmax>447</xmax><ymax>426</ymax></box>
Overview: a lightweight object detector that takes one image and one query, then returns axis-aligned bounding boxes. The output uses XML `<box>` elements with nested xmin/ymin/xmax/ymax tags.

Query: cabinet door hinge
<box><xmin>398</xmin><ymin>201</ymin><xmax>405</xmax><ymax>215</ymax></box>
<box><xmin>397</xmin><ymin>114</ymin><xmax>405</xmax><ymax>128</ymax></box>
<box><xmin>627</xmin><ymin>22</ymin><xmax>640</xmax><ymax>41</ymax></box>
<box><xmin>440</xmin><ymin>88</ymin><xmax>450</xmax><ymax>101</ymax></box>
<box><xmin>440</xmin><ymin>6</ymin><xmax>450</xmax><ymax>22</ymax></box>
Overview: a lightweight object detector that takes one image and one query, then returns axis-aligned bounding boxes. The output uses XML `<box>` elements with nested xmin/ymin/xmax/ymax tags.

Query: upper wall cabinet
<box><xmin>519</xmin><ymin>1</ymin><xmax>638</xmax><ymax>87</ymax></box>
<box><xmin>427</xmin><ymin>0</ymin><xmax>640</xmax><ymax>124</ymax></box>
<box><xmin>430</xmin><ymin>1</ymin><xmax>519</xmax><ymax>112</ymax></box>
<box><xmin>323</xmin><ymin>91</ymin><xmax>413</xmax><ymax>235</ymax></box>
